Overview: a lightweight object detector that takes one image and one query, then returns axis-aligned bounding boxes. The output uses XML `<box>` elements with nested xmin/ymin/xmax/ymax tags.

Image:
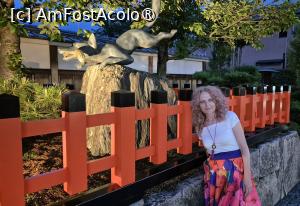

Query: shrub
<box><xmin>234</xmin><ymin>65</ymin><xmax>260</xmax><ymax>76</ymax></box>
<box><xmin>0</xmin><ymin>76</ymin><xmax>66</xmax><ymax>121</ymax></box>
<box><xmin>193</xmin><ymin>71</ymin><xmax>213</xmax><ymax>84</ymax></box>
<box><xmin>269</xmin><ymin>70</ymin><xmax>297</xmax><ymax>86</ymax></box>
<box><xmin>194</xmin><ymin>65</ymin><xmax>261</xmax><ymax>88</ymax></box>
<box><xmin>223</xmin><ymin>71</ymin><xmax>261</xmax><ymax>87</ymax></box>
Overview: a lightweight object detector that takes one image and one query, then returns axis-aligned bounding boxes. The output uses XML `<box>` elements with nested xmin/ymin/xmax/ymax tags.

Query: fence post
<box><xmin>274</xmin><ymin>85</ymin><xmax>284</xmax><ymax>123</ymax></box>
<box><xmin>111</xmin><ymin>90</ymin><xmax>136</xmax><ymax>186</ymax></box>
<box><xmin>256</xmin><ymin>86</ymin><xmax>267</xmax><ymax>128</ymax></box>
<box><xmin>0</xmin><ymin>94</ymin><xmax>25</xmax><ymax>206</ymax></box>
<box><xmin>62</xmin><ymin>91</ymin><xmax>87</xmax><ymax>195</ymax></box>
<box><xmin>232</xmin><ymin>87</ymin><xmax>246</xmax><ymax>128</ymax></box>
<box><xmin>150</xmin><ymin>90</ymin><xmax>168</xmax><ymax>164</ymax></box>
<box><xmin>245</xmin><ymin>87</ymin><xmax>257</xmax><ymax>132</ymax></box>
<box><xmin>266</xmin><ymin>86</ymin><xmax>276</xmax><ymax>125</ymax></box>
<box><xmin>177</xmin><ymin>89</ymin><xmax>193</xmax><ymax>155</ymax></box>
<box><xmin>282</xmin><ymin>85</ymin><xmax>291</xmax><ymax>124</ymax></box>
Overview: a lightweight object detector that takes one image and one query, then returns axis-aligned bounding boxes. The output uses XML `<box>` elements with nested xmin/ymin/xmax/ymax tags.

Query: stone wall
<box><xmin>131</xmin><ymin>131</ymin><xmax>300</xmax><ymax>206</ymax></box>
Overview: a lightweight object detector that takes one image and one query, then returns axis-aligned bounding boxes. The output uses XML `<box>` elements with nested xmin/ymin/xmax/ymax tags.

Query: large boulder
<box><xmin>81</xmin><ymin>65</ymin><xmax>177</xmax><ymax>156</ymax></box>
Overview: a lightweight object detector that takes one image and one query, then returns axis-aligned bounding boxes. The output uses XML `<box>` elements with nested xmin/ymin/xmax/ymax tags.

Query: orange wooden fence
<box><xmin>0</xmin><ymin>85</ymin><xmax>291</xmax><ymax>206</ymax></box>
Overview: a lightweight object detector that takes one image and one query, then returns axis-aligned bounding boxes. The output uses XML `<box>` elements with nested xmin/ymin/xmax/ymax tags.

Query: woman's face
<box><xmin>199</xmin><ymin>91</ymin><xmax>216</xmax><ymax>116</ymax></box>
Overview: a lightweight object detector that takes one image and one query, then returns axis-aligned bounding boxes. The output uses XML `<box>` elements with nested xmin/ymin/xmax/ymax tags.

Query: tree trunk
<box><xmin>0</xmin><ymin>0</ymin><xmax>20</xmax><ymax>79</ymax></box>
<box><xmin>157</xmin><ymin>41</ymin><xmax>169</xmax><ymax>77</ymax></box>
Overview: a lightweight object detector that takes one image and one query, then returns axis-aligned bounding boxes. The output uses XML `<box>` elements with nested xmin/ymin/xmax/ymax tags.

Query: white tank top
<box><xmin>199</xmin><ymin>111</ymin><xmax>240</xmax><ymax>154</ymax></box>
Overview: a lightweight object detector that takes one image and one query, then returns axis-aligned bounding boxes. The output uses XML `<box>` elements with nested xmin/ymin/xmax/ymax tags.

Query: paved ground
<box><xmin>276</xmin><ymin>182</ymin><xmax>300</xmax><ymax>206</ymax></box>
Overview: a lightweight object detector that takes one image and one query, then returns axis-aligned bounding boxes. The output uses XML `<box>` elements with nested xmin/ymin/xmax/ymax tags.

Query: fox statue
<box><xmin>59</xmin><ymin>0</ymin><xmax>177</xmax><ymax>69</ymax></box>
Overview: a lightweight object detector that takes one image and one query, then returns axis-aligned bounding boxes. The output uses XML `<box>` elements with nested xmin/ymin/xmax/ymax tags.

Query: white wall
<box><xmin>129</xmin><ymin>52</ymin><xmax>157</xmax><ymax>72</ymax></box>
<box><xmin>129</xmin><ymin>52</ymin><xmax>203</xmax><ymax>74</ymax></box>
<box><xmin>21</xmin><ymin>38</ymin><xmax>50</xmax><ymax>69</ymax></box>
<box><xmin>167</xmin><ymin>59</ymin><xmax>203</xmax><ymax>74</ymax></box>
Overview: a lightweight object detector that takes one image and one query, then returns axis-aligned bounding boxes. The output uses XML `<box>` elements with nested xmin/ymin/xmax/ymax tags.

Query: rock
<box><xmin>143</xmin><ymin>173</ymin><xmax>203</xmax><ymax>206</ymax></box>
<box><xmin>130</xmin><ymin>199</ymin><xmax>145</xmax><ymax>206</ymax></box>
<box><xmin>81</xmin><ymin>65</ymin><xmax>177</xmax><ymax>156</ymax></box>
<box><xmin>258</xmin><ymin>138</ymin><xmax>280</xmax><ymax>177</ymax></box>
<box><xmin>281</xmin><ymin>132</ymin><xmax>300</xmax><ymax>195</ymax></box>
<box><xmin>256</xmin><ymin>172</ymin><xmax>280</xmax><ymax>206</ymax></box>
<box><xmin>250</xmin><ymin>148</ymin><xmax>260</xmax><ymax>181</ymax></box>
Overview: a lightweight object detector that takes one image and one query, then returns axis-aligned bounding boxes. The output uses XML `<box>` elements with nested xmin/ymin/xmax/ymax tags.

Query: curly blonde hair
<box><xmin>191</xmin><ymin>86</ymin><xmax>228</xmax><ymax>134</ymax></box>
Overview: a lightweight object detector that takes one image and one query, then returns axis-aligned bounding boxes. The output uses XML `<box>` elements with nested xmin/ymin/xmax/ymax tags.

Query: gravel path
<box><xmin>276</xmin><ymin>182</ymin><xmax>300</xmax><ymax>206</ymax></box>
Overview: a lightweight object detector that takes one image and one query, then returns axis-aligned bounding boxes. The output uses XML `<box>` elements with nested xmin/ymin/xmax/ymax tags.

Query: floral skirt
<box><xmin>203</xmin><ymin>150</ymin><xmax>261</xmax><ymax>206</ymax></box>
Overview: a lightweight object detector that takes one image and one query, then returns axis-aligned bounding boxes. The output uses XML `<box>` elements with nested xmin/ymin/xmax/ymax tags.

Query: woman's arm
<box><xmin>232</xmin><ymin>122</ymin><xmax>253</xmax><ymax>197</ymax></box>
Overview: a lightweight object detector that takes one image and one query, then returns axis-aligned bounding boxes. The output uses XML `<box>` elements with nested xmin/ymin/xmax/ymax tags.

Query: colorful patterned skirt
<box><xmin>203</xmin><ymin>150</ymin><xmax>261</xmax><ymax>206</ymax></box>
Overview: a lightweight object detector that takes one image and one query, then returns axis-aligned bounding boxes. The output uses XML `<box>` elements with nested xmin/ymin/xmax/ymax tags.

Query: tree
<box><xmin>209</xmin><ymin>41</ymin><xmax>232</xmax><ymax>72</ymax></box>
<box><xmin>124</xmin><ymin>0</ymin><xmax>300</xmax><ymax>76</ymax></box>
<box><xmin>288</xmin><ymin>25</ymin><xmax>300</xmax><ymax>86</ymax></box>
<box><xmin>0</xmin><ymin>0</ymin><xmax>23</xmax><ymax>79</ymax></box>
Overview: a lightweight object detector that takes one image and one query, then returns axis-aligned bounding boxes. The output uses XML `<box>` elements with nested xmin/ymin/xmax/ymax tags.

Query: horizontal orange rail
<box><xmin>86</xmin><ymin>112</ymin><xmax>116</xmax><ymax>127</ymax></box>
<box><xmin>167</xmin><ymin>139</ymin><xmax>182</xmax><ymax>150</ymax></box>
<box><xmin>22</xmin><ymin>118</ymin><xmax>65</xmax><ymax>138</ymax></box>
<box><xmin>24</xmin><ymin>168</ymin><xmax>67</xmax><ymax>194</ymax></box>
<box><xmin>136</xmin><ymin>146</ymin><xmax>155</xmax><ymax>160</ymax></box>
<box><xmin>87</xmin><ymin>156</ymin><xmax>117</xmax><ymax>175</ymax></box>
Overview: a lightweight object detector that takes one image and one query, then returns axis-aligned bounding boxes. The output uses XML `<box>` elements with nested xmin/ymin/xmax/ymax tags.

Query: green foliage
<box><xmin>223</xmin><ymin>71</ymin><xmax>261</xmax><ymax>87</ymax></box>
<box><xmin>270</xmin><ymin>70</ymin><xmax>297</xmax><ymax>86</ymax></box>
<box><xmin>290</xmin><ymin>99</ymin><xmax>300</xmax><ymax>127</ymax></box>
<box><xmin>202</xmin><ymin>0</ymin><xmax>300</xmax><ymax>48</ymax></box>
<box><xmin>193</xmin><ymin>71</ymin><xmax>223</xmax><ymax>85</ymax></box>
<box><xmin>209</xmin><ymin>41</ymin><xmax>232</xmax><ymax>71</ymax></box>
<box><xmin>0</xmin><ymin>76</ymin><xmax>66</xmax><ymax>121</ymax></box>
<box><xmin>234</xmin><ymin>66</ymin><xmax>259</xmax><ymax>75</ymax></box>
<box><xmin>193</xmin><ymin>65</ymin><xmax>262</xmax><ymax>87</ymax></box>
<box><xmin>291</xmin><ymin>86</ymin><xmax>300</xmax><ymax>100</ymax></box>
<box><xmin>288</xmin><ymin>25</ymin><xmax>300</xmax><ymax>86</ymax></box>
<box><xmin>8</xmin><ymin>52</ymin><xmax>23</xmax><ymax>72</ymax></box>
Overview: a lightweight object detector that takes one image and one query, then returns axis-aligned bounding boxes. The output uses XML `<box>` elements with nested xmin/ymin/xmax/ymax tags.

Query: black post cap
<box><xmin>111</xmin><ymin>90</ymin><xmax>135</xmax><ymax>107</ymax></box>
<box><xmin>62</xmin><ymin>91</ymin><xmax>86</xmax><ymax>112</ymax></box>
<box><xmin>257</xmin><ymin>86</ymin><xmax>267</xmax><ymax>94</ymax></box>
<box><xmin>172</xmin><ymin>83</ymin><xmax>178</xmax><ymax>88</ymax></box>
<box><xmin>283</xmin><ymin>85</ymin><xmax>291</xmax><ymax>92</ymax></box>
<box><xmin>220</xmin><ymin>87</ymin><xmax>230</xmax><ymax>97</ymax></box>
<box><xmin>267</xmin><ymin>85</ymin><xmax>276</xmax><ymax>93</ymax></box>
<box><xmin>151</xmin><ymin>90</ymin><xmax>167</xmax><ymax>104</ymax></box>
<box><xmin>178</xmin><ymin>89</ymin><xmax>193</xmax><ymax>101</ymax></box>
<box><xmin>246</xmin><ymin>86</ymin><xmax>257</xmax><ymax>95</ymax></box>
<box><xmin>275</xmin><ymin>85</ymin><xmax>283</xmax><ymax>93</ymax></box>
<box><xmin>233</xmin><ymin>87</ymin><xmax>246</xmax><ymax>96</ymax></box>
<box><xmin>0</xmin><ymin>94</ymin><xmax>20</xmax><ymax>119</ymax></box>
<box><xmin>183</xmin><ymin>83</ymin><xmax>190</xmax><ymax>89</ymax></box>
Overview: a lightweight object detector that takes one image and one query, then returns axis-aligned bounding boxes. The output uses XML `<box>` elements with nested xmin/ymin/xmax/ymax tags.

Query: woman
<box><xmin>191</xmin><ymin>86</ymin><xmax>261</xmax><ymax>206</ymax></box>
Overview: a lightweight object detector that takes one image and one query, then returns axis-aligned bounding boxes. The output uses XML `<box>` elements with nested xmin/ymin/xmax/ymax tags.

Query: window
<box><xmin>279</xmin><ymin>31</ymin><xmax>287</xmax><ymax>38</ymax></box>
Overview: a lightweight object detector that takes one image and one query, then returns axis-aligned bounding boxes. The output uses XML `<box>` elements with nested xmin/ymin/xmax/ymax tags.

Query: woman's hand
<box><xmin>243</xmin><ymin>176</ymin><xmax>253</xmax><ymax>198</ymax></box>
